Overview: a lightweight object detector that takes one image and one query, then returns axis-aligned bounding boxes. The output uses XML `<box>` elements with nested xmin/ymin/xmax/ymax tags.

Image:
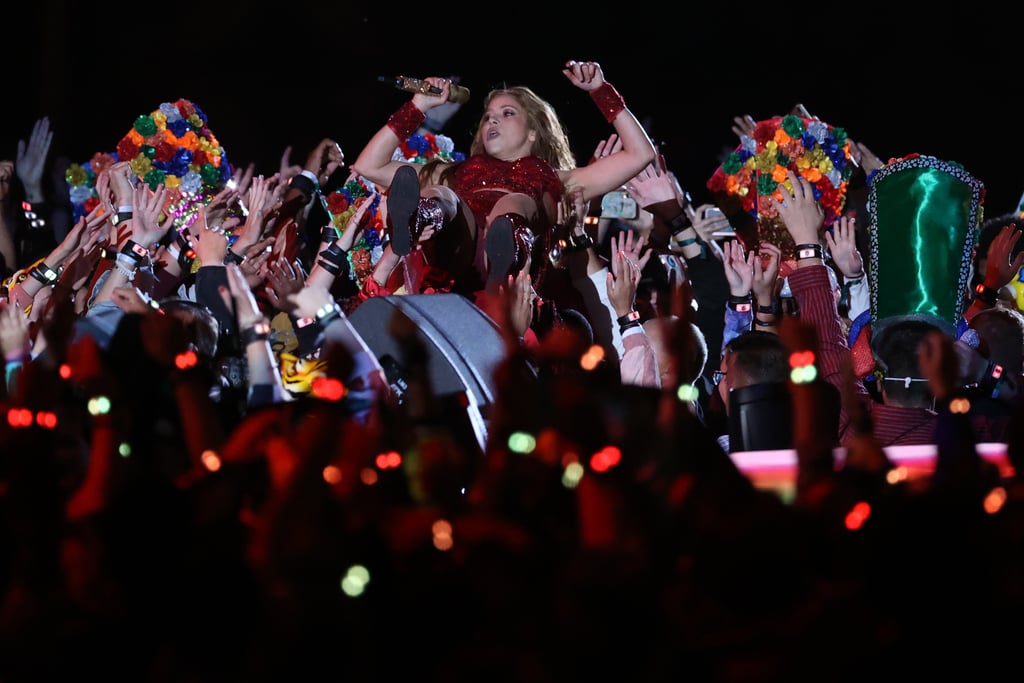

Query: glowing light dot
<box><xmin>433</xmin><ymin>535</ymin><xmax>454</xmax><ymax>551</ymax></box>
<box><xmin>118</xmin><ymin>442</ymin><xmax>131</xmax><ymax>457</ymax></box>
<box><xmin>174</xmin><ymin>350</ymin><xmax>198</xmax><ymax>370</ymax></box>
<box><xmin>844</xmin><ymin>500</ymin><xmax>871</xmax><ymax>531</ymax></box>
<box><xmin>360</xmin><ymin>468</ymin><xmax>379</xmax><ymax>485</ymax></box>
<box><xmin>386</xmin><ymin>452</ymin><xmax>402</xmax><ymax>468</ymax></box>
<box><xmin>201</xmin><ymin>450</ymin><xmax>221</xmax><ymax>471</ymax></box>
<box><xmin>346</xmin><ymin>565</ymin><xmax>370</xmax><ymax>585</ymax></box>
<box><xmin>676</xmin><ymin>383</ymin><xmax>699</xmax><ymax>402</ymax></box>
<box><xmin>59</xmin><ymin>364</ymin><xmax>72</xmax><ymax>379</ymax></box>
<box><xmin>789</xmin><ymin>350</ymin><xmax>815</xmax><ymax>368</ymax></box>
<box><xmin>508</xmin><ymin>431</ymin><xmax>536</xmax><ymax>454</ymax></box>
<box><xmin>341</xmin><ymin>576</ymin><xmax>366</xmax><ymax>597</ymax></box>
<box><xmin>790</xmin><ymin>365</ymin><xmax>817</xmax><ymax>384</ymax></box>
<box><xmin>323</xmin><ymin>465</ymin><xmax>342</xmax><ymax>484</ymax></box>
<box><xmin>589</xmin><ymin>445</ymin><xmax>622</xmax><ymax>472</ymax></box>
<box><xmin>35</xmin><ymin>411</ymin><xmax>57</xmax><ymax>429</ymax></box>
<box><xmin>984</xmin><ymin>486</ymin><xmax>1007</xmax><ymax>514</ymax></box>
<box><xmin>432</xmin><ymin>519</ymin><xmax>452</xmax><ymax>536</ymax></box>
<box><xmin>886</xmin><ymin>467</ymin><xmax>908</xmax><ymax>484</ymax></box>
<box><xmin>312</xmin><ymin>377</ymin><xmax>345</xmax><ymax>401</ymax></box>
<box><xmin>580</xmin><ymin>344</ymin><xmax>606</xmax><ymax>371</ymax></box>
<box><xmin>87</xmin><ymin>396</ymin><xmax>111</xmax><ymax>416</ymax></box>
<box><xmin>562</xmin><ymin>462</ymin><xmax>585</xmax><ymax>488</ymax></box>
<box><xmin>949</xmin><ymin>397</ymin><xmax>971</xmax><ymax>414</ymax></box>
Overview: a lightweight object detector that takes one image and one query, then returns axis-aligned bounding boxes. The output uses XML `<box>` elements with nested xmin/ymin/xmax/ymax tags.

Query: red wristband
<box><xmin>386</xmin><ymin>101</ymin><xmax>426</xmax><ymax>140</ymax></box>
<box><xmin>589</xmin><ymin>82</ymin><xmax>626</xmax><ymax>123</ymax></box>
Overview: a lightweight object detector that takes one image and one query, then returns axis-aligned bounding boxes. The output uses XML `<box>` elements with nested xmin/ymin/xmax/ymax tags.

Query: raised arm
<box><xmin>351</xmin><ymin>77</ymin><xmax>454</xmax><ymax>189</ymax></box>
<box><xmin>559</xmin><ymin>60</ymin><xmax>656</xmax><ymax>203</ymax></box>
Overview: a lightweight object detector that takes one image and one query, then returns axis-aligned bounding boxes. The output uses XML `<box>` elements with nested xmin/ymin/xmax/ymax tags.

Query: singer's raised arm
<box><xmin>351</xmin><ymin>76</ymin><xmax>457</xmax><ymax>190</ymax></box>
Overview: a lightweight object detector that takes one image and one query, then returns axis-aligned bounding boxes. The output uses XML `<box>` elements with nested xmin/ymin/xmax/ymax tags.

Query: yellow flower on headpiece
<box><xmin>129</xmin><ymin>157</ymin><xmax>153</xmax><ymax>178</ymax></box>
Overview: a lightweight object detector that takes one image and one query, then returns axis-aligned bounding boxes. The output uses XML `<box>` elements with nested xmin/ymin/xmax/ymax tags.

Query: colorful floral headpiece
<box><xmin>707</xmin><ymin>114</ymin><xmax>854</xmax><ymax>268</ymax></box>
<box><xmin>319</xmin><ymin>132</ymin><xmax>465</xmax><ymax>289</ymax></box>
<box><xmin>65</xmin><ymin>99</ymin><xmax>232</xmax><ymax>232</ymax></box>
<box><xmin>391</xmin><ymin>131</ymin><xmax>464</xmax><ymax>164</ymax></box>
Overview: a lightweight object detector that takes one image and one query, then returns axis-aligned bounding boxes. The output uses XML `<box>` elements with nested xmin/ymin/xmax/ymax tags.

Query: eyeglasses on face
<box><xmin>712</xmin><ymin>370</ymin><xmax>727</xmax><ymax>385</ymax></box>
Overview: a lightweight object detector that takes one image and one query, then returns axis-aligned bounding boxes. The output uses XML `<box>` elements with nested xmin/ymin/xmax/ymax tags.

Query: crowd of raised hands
<box><xmin>2</xmin><ymin>88</ymin><xmax>1024</xmax><ymax>681</ymax></box>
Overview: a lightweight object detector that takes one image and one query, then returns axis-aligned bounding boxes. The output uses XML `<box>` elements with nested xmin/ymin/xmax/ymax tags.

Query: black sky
<box><xmin>10</xmin><ymin>3</ymin><xmax>1023</xmax><ymax>218</ymax></box>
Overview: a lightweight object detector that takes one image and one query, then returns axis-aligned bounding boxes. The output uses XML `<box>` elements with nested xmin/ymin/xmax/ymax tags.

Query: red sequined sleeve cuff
<box><xmin>358</xmin><ymin>275</ymin><xmax>393</xmax><ymax>302</ymax></box>
<box><xmin>386</xmin><ymin>101</ymin><xmax>427</xmax><ymax>140</ymax></box>
<box><xmin>589</xmin><ymin>82</ymin><xmax>626</xmax><ymax>123</ymax></box>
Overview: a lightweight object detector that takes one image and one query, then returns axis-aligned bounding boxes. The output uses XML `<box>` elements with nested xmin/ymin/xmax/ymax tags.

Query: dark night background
<box><xmin>8</xmin><ymin>3</ymin><xmax>1023</xmax><ymax>218</ymax></box>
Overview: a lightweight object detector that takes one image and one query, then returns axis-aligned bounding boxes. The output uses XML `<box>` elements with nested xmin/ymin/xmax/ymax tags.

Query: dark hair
<box><xmin>159</xmin><ymin>298</ymin><xmax>221</xmax><ymax>359</ymax></box>
<box><xmin>723</xmin><ymin>331</ymin><xmax>789</xmax><ymax>387</ymax></box>
<box><xmin>872</xmin><ymin>319</ymin><xmax>941</xmax><ymax>408</ymax></box>
<box><xmin>970</xmin><ymin>306</ymin><xmax>1024</xmax><ymax>373</ymax></box>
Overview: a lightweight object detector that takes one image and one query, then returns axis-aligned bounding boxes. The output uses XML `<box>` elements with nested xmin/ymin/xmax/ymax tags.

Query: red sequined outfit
<box><xmin>447</xmin><ymin>154</ymin><xmax>563</xmax><ymax>229</ymax></box>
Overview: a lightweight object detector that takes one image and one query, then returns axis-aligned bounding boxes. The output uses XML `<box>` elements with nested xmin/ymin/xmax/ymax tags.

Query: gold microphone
<box><xmin>379</xmin><ymin>75</ymin><xmax>470</xmax><ymax>105</ymax></box>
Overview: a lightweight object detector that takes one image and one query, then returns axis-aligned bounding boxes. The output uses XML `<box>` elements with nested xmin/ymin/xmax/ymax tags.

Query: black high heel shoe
<box><xmin>387</xmin><ymin>165</ymin><xmax>420</xmax><ymax>257</ymax></box>
<box><xmin>485</xmin><ymin>213</ymin><xmax>535</xmax><ymax>288</ymax></box>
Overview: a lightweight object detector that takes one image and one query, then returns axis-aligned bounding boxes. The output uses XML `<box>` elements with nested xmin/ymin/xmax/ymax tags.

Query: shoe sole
<box><xmin>485</xmin><ymin>216</ymin><xmax>515</xmax><ymax>288</ymax></box>
<box><xmin>388</xmin><ymin>165</ymin><xmax>420</xmax><ymax>257</ymax></box>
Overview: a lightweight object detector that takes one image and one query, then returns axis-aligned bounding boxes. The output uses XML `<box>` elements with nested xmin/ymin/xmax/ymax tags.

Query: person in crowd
<box><xmin>3</xmin><ymin>84</ymin><xmax>1024</xmax><ymax>682</ymax></box>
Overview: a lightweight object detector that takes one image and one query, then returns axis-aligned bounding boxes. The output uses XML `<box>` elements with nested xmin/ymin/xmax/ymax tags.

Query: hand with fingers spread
<box><xmin>615</xmin><ymin>228</ymin><xmax>652</xmax><ymax>273</ymax></box>
<box><xmin>129</xmin><ymin>182</ymin><xmax>171</xmax><ymax>249</ymax></box>
<box><xmin>589</xmin><ymin>134</ymin><xmax>623</xmax><ymax>165</ymax></box>
<box><xmin>966</xmin><ymin>222</ymin><xmax>1024</xmax><ymax>321</ymax></box>
<box><xmin>15</xmin><ymin>116</ymin><xmax>53</xmax><ymax>203</ymax></box>
<box><xmin>721</xmin><ymin>239</ymin><xmax>754</xmax><ymax>298</ymax></box>
<box><xmin>731</xmin><ymin>114</ymin><xmax>757</xmax><ymax>140</ymax></box>
<box><xmin>624</xmin><ymin>161</ymin><xmax>677</xmax><ymax>210</ymax></box>
<box><xmin>236</xmin><ymin>174</ymin><xmax>280</xmax><ymax>251</ymax></box>
<box><xmin>504</xmin><ymin>269</ymin><xmax>535</xmax><ymax>344</ymax></box>
<box><xmin>772</xmin><ymin>169</ymin><xmax>825</xmax><ymax>249</ymax></box>
<box><xmin>239</xmin><ymin>238</ymin><xmax>275</xmax><ymax>289</ymax></box>
<box><xmin>824</xmin><ymin>215</ymin><xmax>865</xmax><ymax>280</ymax></box>
<box><xmin>848</xmin><ymin>138</ymin><xmax>885</xmax><ymax>175</ymax></box>
<box><xmin>191</xmin><ymin>205</ymin><xmax>230</xmax><ymax>267</ymax></box>
<box><xmin>265</xmin><ymin>257</ymin><xmax>306</xmax><ymax>315</ymax></box>
<box><xmin>0</xmin><ymin>300</ymin><xmax>31</xmax><ymax>363</ymax></box>
<box><xmin>751</xmin><ymin>241</ymin><xmax>782</xmax><ymax>306</ymax></box>
<box><xmin>607</xmin><ymin>232</ymin><xmax>643</xmax><ymax>319</ymax></box>
<box><xmin>981</xmin><ymin>223</ymin><xmax>1024</xmax><ymax>292</ymax></box>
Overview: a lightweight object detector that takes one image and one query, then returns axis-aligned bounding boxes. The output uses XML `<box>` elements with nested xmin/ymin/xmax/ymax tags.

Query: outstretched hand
<box><xmin>981</xmin><ymin>223</ymin><xmax>1024</xmax><ymax>290</ymax></box>
<box><xmin>772</xmin><ymin>170</ymin><xmax>825</xmax><ymax>245</ymax></box>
